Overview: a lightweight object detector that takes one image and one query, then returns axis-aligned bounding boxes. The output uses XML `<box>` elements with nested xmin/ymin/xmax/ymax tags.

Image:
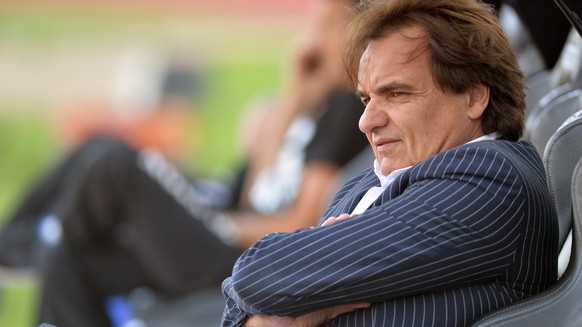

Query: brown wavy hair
<box><xmin>343</xmin><ymin>0</ymin><xmax>526</xmax><ymax>141</ymax></box>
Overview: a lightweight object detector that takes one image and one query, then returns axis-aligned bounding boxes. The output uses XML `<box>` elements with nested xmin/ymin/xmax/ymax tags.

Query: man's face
<box><xmin>357</xmin><ymin>25</ymin><xmax>487</xmax><ymax>175</ymax></box>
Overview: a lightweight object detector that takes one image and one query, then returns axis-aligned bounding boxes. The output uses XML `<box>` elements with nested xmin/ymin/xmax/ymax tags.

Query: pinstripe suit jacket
<box><xmin>221</xmin><ymin>140</ymin><xmax>558</xmax><ymax>326</ymax></box>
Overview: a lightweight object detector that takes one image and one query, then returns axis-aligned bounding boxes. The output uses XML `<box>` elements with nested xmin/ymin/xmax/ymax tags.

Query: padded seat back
<box><xmin>524</xmin><ymin>29</ymin><xmax>582</xmax><ymax>136</ymax></box>
<box><xmin>498</xmin><ymin>4</ymin><xmax>545</xmax><ymax>77</ymax></box>
<box><xmin>544</xmin><ymin>110</ymin><xmax>582</xmax><ymax>250</ymax></box>
<box><xmin>529</xmin><ymin>89</ymin><xmax>581</xmax><ymax>155</ymax></box>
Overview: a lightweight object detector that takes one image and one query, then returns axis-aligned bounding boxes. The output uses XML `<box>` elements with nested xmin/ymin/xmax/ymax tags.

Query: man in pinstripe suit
<box><xmin>221</xmin><ymin>0</ymin><xmax>559</xmax><ymax>326</ymax></box>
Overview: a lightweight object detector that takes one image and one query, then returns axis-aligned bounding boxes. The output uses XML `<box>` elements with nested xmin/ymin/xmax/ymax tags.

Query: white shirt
<box><xmin>350</xmin><ymin>133</ymin><xmax>499</xmax><ymax>215</ymax></box>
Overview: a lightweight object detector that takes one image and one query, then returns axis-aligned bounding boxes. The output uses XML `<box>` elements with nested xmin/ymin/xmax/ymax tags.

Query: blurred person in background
<box><xmin>55</xmin><ymin>49</ymin><xmax>204</xmax><ymax>163</ymax></box>
<box><xmin>0</xmin><ymin>0</ymin><xmax>367</xmax><ymax>326</ymax></box>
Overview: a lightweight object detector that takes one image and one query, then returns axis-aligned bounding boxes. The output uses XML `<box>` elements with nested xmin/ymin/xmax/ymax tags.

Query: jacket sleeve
<box><xmin>221</xmin><ymin>277</ymin><xmax>250</xmax><ymax>327</ymax></box>
<box><xmin>225</xmin><ymin>145</ymin><xmax>529</xmax><ymax>317</ymax></box>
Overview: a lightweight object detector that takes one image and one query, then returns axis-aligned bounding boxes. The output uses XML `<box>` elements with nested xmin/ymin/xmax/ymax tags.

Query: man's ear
<box><xmin>467</xmin><ymin>83</ymin><xmax>489</xmax><ymax>120</ymax></box>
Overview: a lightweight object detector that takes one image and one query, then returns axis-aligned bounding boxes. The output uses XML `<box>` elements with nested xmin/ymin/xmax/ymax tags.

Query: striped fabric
<box><xmin>221</xmin><ymin>140</ymin><xmax>558</xmax><ymax>327</ymax></box>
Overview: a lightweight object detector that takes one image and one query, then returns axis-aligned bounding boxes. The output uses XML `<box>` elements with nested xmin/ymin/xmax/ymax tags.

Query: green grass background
<box><xmin>0</xmin><ymin>3</ymin><xmax>300</xmax><ymax>325</ymax></box>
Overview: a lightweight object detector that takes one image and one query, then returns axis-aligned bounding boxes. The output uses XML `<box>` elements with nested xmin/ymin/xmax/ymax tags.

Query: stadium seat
<box><xmin>528</xmin><ymin>88</ymin><xmax>581</xmax><ymax>155</ymax></box>
<box><xmin>524</xmin><ymin>28</ymin><xmax>582</xmax><ymax>138</ymax></box>
<box><xmin>498</xmin><ymin>4</ymin><xmax>546</xmax><ymax>77</ymax></box>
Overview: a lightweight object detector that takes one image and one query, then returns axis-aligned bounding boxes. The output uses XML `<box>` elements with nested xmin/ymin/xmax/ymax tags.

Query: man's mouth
<box><xmin>375</xmin><ymin>138</ymin><xmax>398</xmax><ymax>152</ymax></box>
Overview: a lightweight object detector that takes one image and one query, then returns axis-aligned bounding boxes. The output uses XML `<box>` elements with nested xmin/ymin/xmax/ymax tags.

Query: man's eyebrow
<box><xmin>375</xmin><ymin>82</ymin><xmax>411</xmax><ymax>94</ymax></box>
<box><xmin>356</xmin><ymin>81</ymin><xmax>413</xmax><ymax>98</ymax></box>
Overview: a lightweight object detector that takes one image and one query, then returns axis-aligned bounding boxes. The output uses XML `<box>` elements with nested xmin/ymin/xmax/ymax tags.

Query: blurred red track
<box><xmin>0</xmin><ymin>0</ymin><xmax>311</xmax><ymax>15</ymax></box>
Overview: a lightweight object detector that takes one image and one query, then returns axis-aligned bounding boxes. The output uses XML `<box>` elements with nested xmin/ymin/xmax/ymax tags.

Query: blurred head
<box><xmin>343</xmin><ymin>0</ymin><xmax>526</xmax><ymax>175</ymax></box>
<box><xmin>301</xmin><ymin>0</ymin><xmax>359</xmax><ymax>83</ymax></box>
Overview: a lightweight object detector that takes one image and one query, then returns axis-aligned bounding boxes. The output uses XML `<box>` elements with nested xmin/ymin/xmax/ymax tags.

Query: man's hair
<box><xmin>343</xmin><ymin>0</ymin><xmax>526</xmax><ymax>141</ymax></box>
<box><xmin>340</xmin><ymin>0</ymin><xmax>360</xmax><ymax>6</ymax></box>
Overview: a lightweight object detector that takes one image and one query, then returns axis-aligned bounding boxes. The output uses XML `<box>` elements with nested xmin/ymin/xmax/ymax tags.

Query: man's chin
<box><xmin>379</xmin><ymin>159</ymin><xmax>396</xmax><ymax>176</ymax></box>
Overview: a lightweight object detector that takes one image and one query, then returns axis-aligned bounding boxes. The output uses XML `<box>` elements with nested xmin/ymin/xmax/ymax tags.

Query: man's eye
<box><xmin>392</xmin><ymin>92</ymin><xmax>406</xmax><ymax>97</ymax></box>
<box><xmin>360</xmin><ymin>98</ymin><xmax>370</xmax><ymax>106</ymax></box>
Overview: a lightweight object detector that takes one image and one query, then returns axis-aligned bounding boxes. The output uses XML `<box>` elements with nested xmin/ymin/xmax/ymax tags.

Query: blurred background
<box><xmin>0</xmin><ymin>0</ymin><xmax>309</xmax><ymax>325</ymax></box>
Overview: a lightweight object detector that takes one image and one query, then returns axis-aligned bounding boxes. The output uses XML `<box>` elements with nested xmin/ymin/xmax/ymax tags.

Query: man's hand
<box><xmin>243</xmin><ymin>303</ymin><xmax>371</xmax><ymax>327</ymax></box>
<box><xmin>321</xmin><ymin>213</ymin><xmax>351</xmax><ymax>227</ymax></box>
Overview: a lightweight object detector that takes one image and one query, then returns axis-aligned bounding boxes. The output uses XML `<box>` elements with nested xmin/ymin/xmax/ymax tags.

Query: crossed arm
<box><xmin>229</xmin><ymin>213</ymin><xmax>366</xmax><ymax>327</ymax></box>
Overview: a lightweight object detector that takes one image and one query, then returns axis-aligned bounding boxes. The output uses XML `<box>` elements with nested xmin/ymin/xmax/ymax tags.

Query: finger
<box><xmin>325</xmin><ymin>302</ymin><xmax>372</xmax><ymax>320</ymax></box>
<box><xmin>321</xmin><ymin>216</ymin><xmax>337</xmax><ymax>227</ymax></box>
<box><xmin>245</xmin><ymin>315</ymin><xmax>295</xmax><ymax>327</ymax></box>
<box><xmin>321</xmin><ymin>213</ymin><xmax>351</xmax><ymax>227</ymax></box>
<box><xmin>336</xmin><ymin>213</ymin><xmax>350</xmax><ymax>221</ymax></box>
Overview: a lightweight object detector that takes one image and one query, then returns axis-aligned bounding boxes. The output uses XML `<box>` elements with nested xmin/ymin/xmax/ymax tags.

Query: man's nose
<box><xmin>359</xmin><ymin>101</ymin><xmax>388</xmax><ymax>134</ymax></box>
